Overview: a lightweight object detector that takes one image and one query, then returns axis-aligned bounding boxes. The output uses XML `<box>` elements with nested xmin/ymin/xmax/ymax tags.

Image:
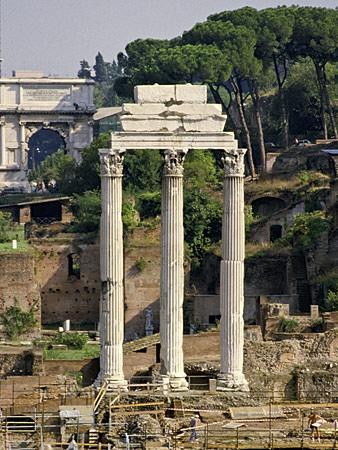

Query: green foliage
<box><xmin>315</xmin><ymin>269</ymin><xmax>338</xmax><ymax>291</ymax></box>
<box><xmin>245</xmin><ymin>205</ymin><xmax>255</xmax><ymax>236</ymax></box>
<box><xmin>122</xmin><ymin>198</ymin><xmax>139</xmax><ymax>232</ymax></box>
<box><xmin>124</xmin><ymin>149</ymin><xmax>161</xmax><ymax>193</ymax></box>
<box><xmin>278</xmin><ymin>317</ymin><xmax>299</xmax><ymax>333</ymax></box>
<box><xmin>70</xmin><ymin>191</ymin><xmax>101</xmax><ymax>233</ymax></box>
<box><xmin>137</xmin><ymin>191</ymin><xmax>161</xmax><ymax>219</ymax></box>
<box><xmin>53</xmin><ymin>332</ymin><xmax>87</xmax><ymax>350</ymax></box>
<box><xmin>311</xmin><ymin>318</ymin><xmax>324</xmax><ymax>332</ymax></box>
<box><xmin>184</xmin><ymin>150</ymin><xmax>218</xmax><ymax>187</ymax></box>
<box><xmin>282</xmin><ymin>211</ymin><xmax>330</xmax><ymax>249</ymax></box>
<box><xmin>327</xmin><ymin>290</ymin><xmax>338</xmax><ymax>311</ymax></box>
<box><xmin>44</xmin><ymin>343</ymin><xmax>100</xmax><ymax>360</ymax></box>
<box><xmin>28</xmin><ymin>149</ymin><xmax>76</xmax><ymax>193</ymax></box>
<box><xmin>135</xmin><ymin>257</ymin><xmax>147</xmax><ymax>272</ymax></box>
<box><xmin>0</xmin><ymin>211</ymin><xmax>13</xmax><ymax>243</ymax></box>
<box><xmin>184</xmin><ymin>187</ymin><xmax>222</xmax><ymax>266</ymax></box>
<box><xmin>0</xmin><ymin>301</ymin><xmax>37</xmax><ymax>339</ymax></box>
<box><xmin>70</xmin><ymin>134</ymin><xmax>110</xmax><ymax>194</ymax></box>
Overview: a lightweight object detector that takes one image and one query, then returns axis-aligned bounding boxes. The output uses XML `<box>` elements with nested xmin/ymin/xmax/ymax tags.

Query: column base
<box><xmin>169</xmin><ymin>375</ymin><xmax>189</xmax><ymax>392</ymax></box>
<box><xmin>94</xmin><ymin>373</ymin><xmax>128</xmax><ymax>393</ymax></box>
<box><xmin>157</xmin><ymin>374</ymin><xmax>189</xmax><ymax>392</ymax></box>
<box><xmin>217</xmin><ymin>373</ymin><xmax>249</xmax><ymax>392</ymax></box>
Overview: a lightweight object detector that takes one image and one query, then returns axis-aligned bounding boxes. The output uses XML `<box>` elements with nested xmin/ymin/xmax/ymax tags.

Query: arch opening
<box><xmin>252</xmin><ymin>196</ymin><xmax>286</xmax><ymax>217</ymax></box>
<box><xmin>28</xmin><ymin>128</ymin><xmax>65</xmax><ymax>170</ymax></box>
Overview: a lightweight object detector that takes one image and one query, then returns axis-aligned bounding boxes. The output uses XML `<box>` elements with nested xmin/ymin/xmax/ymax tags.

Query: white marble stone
<box><xmin>110</xmin><ymin>131</ymin><xmax>237</xmax><ymax>150</ymax></box>
<box><xmin>160</xmin><ymin>149</ymin><xmax>188</xmax><ymax>391</ymax></box>
<box><xmin>134</xmin><ymin>84</ymin><xmax>207</xmax><ymax>104</ymax></box>
<box><xmin>0</xmin><ymin>77</ymin><xmax>95</xmax><ymax>192</ymax></box>
<box><xmin>95</xmin><ymin>148</ymin><xmax>128</xmax><ymax>392</ymax></box>
<box><xmin>122</xmin><ymin>103</ymin><xmax>222</xmax><ymax>116</ymax></box>
<box><xmin>217</xmin><ymin>149</ymin><xmax>249</xmax><ymax>392</ymax></box>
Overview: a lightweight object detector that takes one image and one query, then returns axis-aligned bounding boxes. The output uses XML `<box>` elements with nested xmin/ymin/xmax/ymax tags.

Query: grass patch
<box><xmin>245</xmin><ymin>241</ymin><xmax>291</xmax><ymax>259</ymax></box>
<box><xmin>245</xmin><ymin>171</ymin><xmax>330</xmax><ymax>200</ymax></box>
<box><xmin>44</xmin><ymin>343</ymin><xmax>100</xmax><ymax>360</ymax></box>
<box><xmin>0</xmin><ymin>227</ymin><xmax>31</xmax><ymax>253</ymax></box>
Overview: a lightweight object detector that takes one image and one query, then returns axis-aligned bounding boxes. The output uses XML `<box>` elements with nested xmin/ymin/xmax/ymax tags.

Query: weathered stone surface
<box><xmin>96</xmin><ymin>148</ymin><xmax>127</xmax><ymax>391</ymax></box>
<box><xmin>0</xmin><ymin>77</ymin><xmax>95</xmax><ymax>192</ymax></box>
<box><xmin>218</xmin><ymin>150</ymin><xmax>248</xmax><ymax>392</ymax></box>
<box><xmin>122</xmin><ymin>103</ymin><xmax>222</xmax><ymax>116</ymax></box>
<box><xmin>120</xmin><ymin>114</ymin><xmax>226</xmax><ymax>132</ymax></box>
<box><xmin>134</xmin><ymin>84</ymin><xmax>207</xmax><ymax>104</ymax></box>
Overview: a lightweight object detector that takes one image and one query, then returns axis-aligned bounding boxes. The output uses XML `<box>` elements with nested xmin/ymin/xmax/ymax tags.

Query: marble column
<box><xmin>217</xmin><ymin>149</ymin><xmax>249</xmax><ymax>391</ymax></box>
<box><xmin>19</xmin><ymin>121</ymin><xmax>27</xmax><ymax>168</ymax></box>
<box><xmin>95</xmin><ymin>148</ymin><xmax>128</xmax><ymax>392</ymax></box>
<box><xmin>160</xmin><ymin>149</ymin><xmax>188</xmax><ymax>391</ymax></box>
<box><xmin>0</xmin><ymin>118</ymin><xmax>6</xmax><ymax>167</ymax></box>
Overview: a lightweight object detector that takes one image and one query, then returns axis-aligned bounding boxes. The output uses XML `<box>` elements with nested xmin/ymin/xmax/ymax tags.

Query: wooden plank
<box><xmin>110</xmin><ymin>401</ymin><xmax>164</xmax><ymax>409</ymax></box>
<box><xmin>110</xmin><ymin>409</ymin><xmax>164</xmax><ymax>417</ymax></box>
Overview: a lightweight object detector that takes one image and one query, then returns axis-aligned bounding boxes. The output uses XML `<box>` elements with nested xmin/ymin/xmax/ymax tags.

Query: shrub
<box><xmin>53</xmin><ymin>332</ymin><xmax>87</xmax><ymax>349</ymax></box>
<box><xmin>0</xmin><ymin>301</ymin><xmax>37</xmax><ymax>339</ymax></box>
<box><xmin>138</xmin><ymin>191</ymin><xmax>161</xmax><ymax>219</ymax></box>
<box><xmin>0</xmin><ymin>211</ymin><xmax>14</xmax><ymax>243</ymax></box>
<box><xmin>311</xmin><ymin>318</ymin><xmax>324</xmax><ymax>333</ymax></box>
<box><xmin>122</xmin><ymin>197</ymin><xmax>139</xmax><ymax>231</ymax></box>
<box><xmin>281</xmin><ymin>211</ymin><xmax>330</xmax><ymax>249</ymax></box>
<box><xmin>70</xmin><ymin>190</ymin><xmax>101</xmax><ymax>233</ymax></box>
<box><xmin>28</xmin><ymin>149</ymin><xmax>76</xmax><ymax>194</ymax></box>
<box><xmin>278</xmin><ymin>317</ymin><xmax>299</xmax><ymax>333</ymax></box>
<box><xmin>327</xmin><ymin>289</ymin><xmax>338</xmax><ymax>311</ymax></box>
<box><xmin>135</xmin><ymin>257</ymin><xmax>147</xmax><ymax>272</ymax></box>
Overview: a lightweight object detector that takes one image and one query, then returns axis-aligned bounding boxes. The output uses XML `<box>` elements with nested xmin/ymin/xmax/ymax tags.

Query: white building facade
<box><xmin>0</xmin><ymin>76</ymin><xmax>95</xmax><ymax>192</ymax></box>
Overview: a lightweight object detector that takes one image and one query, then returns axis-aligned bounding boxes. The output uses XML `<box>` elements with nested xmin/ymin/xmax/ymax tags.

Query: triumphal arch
<box><xmin>97</xmin><ymin>84</ymin><xmax>248</xmax><ymax>392</ymax></box>
<box><xmin>0</xmin><ymin>75</ymin><xmax>95</xmax><ymax>191</ymax></box>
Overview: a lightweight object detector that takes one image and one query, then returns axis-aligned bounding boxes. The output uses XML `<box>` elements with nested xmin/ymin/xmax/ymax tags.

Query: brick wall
<box><xmin>33</xmin><ymin>241</ymin><xmax>100</xmax><ymax>326</ymax></box>
<box><xmin>0</xmin><ymin>252</ymin><xmax>41</xmax><ymax>338</ymax></box>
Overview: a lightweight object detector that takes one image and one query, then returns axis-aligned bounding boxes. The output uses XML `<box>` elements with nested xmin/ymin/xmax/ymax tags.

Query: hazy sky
<box><xmin>3</xmin><ymin>0</ymin><xmax>337</xmax><ymax>77</ymax></box>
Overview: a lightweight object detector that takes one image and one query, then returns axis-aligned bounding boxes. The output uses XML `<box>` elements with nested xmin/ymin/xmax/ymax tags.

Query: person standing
<box><xmin>308</xmin><ymin>410</ymin><xmax>324</xmax><ymax>442</ymax></box>
<box><xmin>189</xmin><ymin>414</ymin><xmax>200</xmax><ymax>442</ymax></box>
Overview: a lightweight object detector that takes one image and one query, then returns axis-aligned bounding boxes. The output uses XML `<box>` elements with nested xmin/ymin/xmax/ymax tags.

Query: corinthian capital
<box><xmin>163</xmin><ymin>149</ymin><xmax>188</xmax><ymax>176</ymax></box>
<box><xmin>222</xmin><ymin>149</ymin><xmax>246</xmax><ymax>177</ymax></box>
<box><xmin>99</xmin><ymin>148</ymin><xmax>125</xmax><ymax>176</ymax></box>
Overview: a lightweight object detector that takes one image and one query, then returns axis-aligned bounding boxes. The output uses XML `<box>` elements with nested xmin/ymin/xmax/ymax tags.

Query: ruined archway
<box><xmin>27</xmin><ymin>128</ymin><xmax>65</xmax><ymax>170</ymax></box>
<box><xmin>251</xmin><ymin>196</ymin><xmax>286</xmax><ymax>217</ymax></box>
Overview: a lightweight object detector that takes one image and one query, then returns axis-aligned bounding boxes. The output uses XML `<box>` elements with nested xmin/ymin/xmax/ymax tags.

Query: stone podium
<box><xmin>96</xmin><ymin>84</ymin><xmax>248</xmax><ymax>392</ymax></box>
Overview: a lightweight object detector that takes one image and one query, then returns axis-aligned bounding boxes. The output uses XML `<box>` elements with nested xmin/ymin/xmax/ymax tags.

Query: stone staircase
<box><xmin>123</xmin><ymin>333</ymin><xmax>160</xmax><ymax>354</ymax></box>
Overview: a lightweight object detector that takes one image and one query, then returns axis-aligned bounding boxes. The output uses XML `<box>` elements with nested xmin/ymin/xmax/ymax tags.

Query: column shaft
<box><xmin>19</xmin><ymin>122</ymin><xmax>26</xmax><ymax>168</ymax></box>
<box><xmin>160</xmin><ymin>149</ymin><xmax>188</xmax><ymax>391</ymax></box>
<box><xmin>218</xmin><ymin>150</ymin><xmax>248</xmax><ymax>391</ymax></box>
<box><xmin>96</xmin><ymin>149</ymin><xmax>127</xmax><ymax>392</ymax></box>
<box><xmin>0</xmin><ymin>119</ymin><xmax>6</xmax><ymax>167</ymax></box>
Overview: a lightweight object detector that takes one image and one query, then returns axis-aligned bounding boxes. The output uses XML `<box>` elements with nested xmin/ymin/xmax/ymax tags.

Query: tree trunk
<box><xmin>322</xmin><ymin>64</ymin><xmax>338</xmax><ymax>139</ymax></box>
<box><xmin>208</xmin><ymin>83</ymin><xmax>238</xmax><ymax>131</ymax></box>
<box><xmin>251</xmin><ymin>84</ymin><xmax>266</xmax><ymax>173</ymax></box>
<box><xmin>273</xmin><ymin>55</ymin><xmax>289</xmax><ymax>149</ymax></box>
<box><xmin>230</xmin><ymin>76</ymin><xmax>256</xmax><ymax>179</ymax></box>
<box><xmin>280</xmin><ymin>88</ymin><xmax>289</xmax><ymax>149</ymax></box>
<box><xmin>314</xmin><ymin>61</ymin><xmax>328</xmax><ymax>140</ymax></box>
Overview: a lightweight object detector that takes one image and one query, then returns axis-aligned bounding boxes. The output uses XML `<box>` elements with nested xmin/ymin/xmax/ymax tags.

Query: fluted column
<box><xmin>160</xmin><ymin>149</ymin><xmax>188</xmax><ymax>391</ymax></box>
<box><xmin>95</xmin><ymin>148</ymin><xmax>127</xmax><ymax>392</ymax></box>
<box><xmin>19</xmin><ymin>121</ymin><xmax>27</xmax><ymax>168</ymax></box>
<box><xmin>217</xmin><ymin>149</ymin><xmax>249</xmax><ymax>391</ymax></box>
<box><xmin>0</xmin><ymin>117</ymin><xmax>6</xmax><ymax>167</ymax></box>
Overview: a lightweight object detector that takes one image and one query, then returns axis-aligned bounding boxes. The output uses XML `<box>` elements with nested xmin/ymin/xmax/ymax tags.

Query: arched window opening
<box><xmin>28</xmin><ymin>128</ymin><xmax>65</xmax><ymax>170</ymax></box>
<box><xmin>270</xmin><ymin>224</ymin><xmax>282</xmax><ymax>242</ymax></box>
<box><xmin>68</xmin><ymin>253</ymin><xmax>80</xmax><ymax>279</ymax></box>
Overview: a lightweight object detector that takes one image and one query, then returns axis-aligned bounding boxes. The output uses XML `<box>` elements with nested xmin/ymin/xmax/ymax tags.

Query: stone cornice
<box><xmin>110</xmin><ymin>131</ymin><xmax>238</xmax><ymax>151</ymax></box>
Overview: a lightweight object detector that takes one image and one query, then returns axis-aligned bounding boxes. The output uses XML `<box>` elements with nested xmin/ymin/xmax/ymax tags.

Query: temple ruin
<box><xmin>96</xmin><ymin>84</ymin><xmax>248</xmax><ymax>392</ymax></box>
